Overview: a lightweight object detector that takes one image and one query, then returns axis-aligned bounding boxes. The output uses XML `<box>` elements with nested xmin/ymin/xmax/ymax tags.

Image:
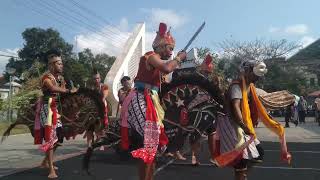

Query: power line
<box><xmin>68</xmin><ymin>0</ymin><xmax>128</xmax><ymax>38</ymax></box>
<box><xmin>12</xmin><ymin>0</ymin><xmax>75</xmax><ymax>37</ymax></box>
<box><xmin>13</xmin><ymin>0</ymin><xmax>117</xmax><ymax>51</ymax></box>
<box><xmin>50</xmin><ymin>0</ymin><xmax>128</xmax><ymax>41</ymax></box>
<box><xmin>33</xmin><ymin>0</ymin><xmax>123</xmax><ymax>47</ymax></box>
<box><xmin>37</xmin><ymin>0</ymin><xmax>126</xmax><ymax>46</ymax></box>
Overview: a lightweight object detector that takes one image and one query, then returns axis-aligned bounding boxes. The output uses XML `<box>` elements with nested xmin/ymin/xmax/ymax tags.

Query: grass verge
<box><xmin>0</xmin><ymin>121</ymin><xmax>30</xmax><ymax>135</ymax></box>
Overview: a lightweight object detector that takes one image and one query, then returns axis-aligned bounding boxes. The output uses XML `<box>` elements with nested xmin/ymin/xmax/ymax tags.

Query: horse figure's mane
<box><xmin>161</xmin><ymin>67</ymin><xmax>225</xmax><ymax>106</ymax></box>
<box><xmin>61</xmin><ymin>87</ymin><xmax>105</xmax><ymax>119</ymax></box>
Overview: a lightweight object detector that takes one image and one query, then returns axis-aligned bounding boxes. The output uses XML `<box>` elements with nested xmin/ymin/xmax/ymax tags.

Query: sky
<box><xmin>0</xmin><ymin>0</ymin><xmax>320</xmax><ymax>74</ymax></box>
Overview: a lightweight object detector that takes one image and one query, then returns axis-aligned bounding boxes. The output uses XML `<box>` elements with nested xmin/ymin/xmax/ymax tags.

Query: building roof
<box><xmin>288</xmin><ymin>39</ymin><xmax>320</xmax><ymax>61</ymax></box>
<box><xmin>3</xmin><ymin>81</ymin><xmax>22</xmax><ymax>87</ymax></box>
<box><xmin>0</xmin><ymin>88</ymin><xmax>10</xmax><ymax>92</ymax></box>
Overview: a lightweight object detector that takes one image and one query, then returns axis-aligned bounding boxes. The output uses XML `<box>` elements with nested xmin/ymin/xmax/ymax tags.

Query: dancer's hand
<box><xmin>70</xmin><ymin>87</ymin><xmax>78</xmax><ymax>94</ymax></box>
<box><xmin>239</xmin><ymin>122</ymin><xmax>252</xmax><ymax>135</ymax></box>
<box><xmin>177</xmin><ymin>51</ymin><xmax>187</xmax><ymax>61</ymax></box>
<box><xmin>242</xmin><ymin>126</ymin><xmax>252</xmax><ymax>135</ymax></box>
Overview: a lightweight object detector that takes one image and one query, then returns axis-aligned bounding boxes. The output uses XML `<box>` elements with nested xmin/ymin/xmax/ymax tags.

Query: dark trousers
<box><xmin>285</xmin><ymin>116</ymin><xmax>291</xmax><ymax>127</ymax></box>
<box><xmin>298</xmin><ymin>111</ymin><xmax>306</xmax><ymax>123</ymax></box>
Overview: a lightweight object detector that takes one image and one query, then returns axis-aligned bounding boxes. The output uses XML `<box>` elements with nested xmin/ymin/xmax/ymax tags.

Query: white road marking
<box><xmin>265</xmin><ymin>150</ymin><xmax>320</xmax><ymax>154</ymax></box>
<box><xmin>171</xmin><ymin>163</ymin><xmax>320</xmax><ymax>171</ymax></box>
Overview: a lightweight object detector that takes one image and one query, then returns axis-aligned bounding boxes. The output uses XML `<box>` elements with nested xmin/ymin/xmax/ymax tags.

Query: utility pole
<box><xmin>6</xmin><ymin>67</ymin><xmax>16</xmax><ymax>123</ymax></box>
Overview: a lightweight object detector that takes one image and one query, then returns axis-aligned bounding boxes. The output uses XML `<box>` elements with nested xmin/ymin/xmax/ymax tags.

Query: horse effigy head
<box><xmin>59</xmin><ymin>88</ymin><xmax>106</xmax><ymax>139</ymax></box>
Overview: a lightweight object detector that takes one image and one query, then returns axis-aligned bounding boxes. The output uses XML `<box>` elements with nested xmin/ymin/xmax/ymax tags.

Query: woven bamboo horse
<box><xmin>1</xmin><ymin>88</ymin><xmax>106</xmax><ymax>143</ymax></box>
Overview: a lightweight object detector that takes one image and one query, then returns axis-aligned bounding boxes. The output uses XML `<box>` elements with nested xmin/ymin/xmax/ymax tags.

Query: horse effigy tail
<box><xmin>1</xmin><ymin>122</ymin><xmax>17</xmax><ymax>143</ymax></box>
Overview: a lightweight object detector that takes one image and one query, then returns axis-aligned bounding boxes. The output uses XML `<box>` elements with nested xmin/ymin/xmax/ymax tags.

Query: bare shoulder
<box><xmin>148</xmin><ymin>53</ymin><xmax>161</xmax><ymax>62</ymax></box>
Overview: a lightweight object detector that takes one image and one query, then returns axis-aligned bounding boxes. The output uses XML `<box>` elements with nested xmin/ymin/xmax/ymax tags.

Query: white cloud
<box><xmin>268</xmin><ymin>24</ymin><xmax>309</xmax><ymax>35</ymax></box>
<box><xmin>300</xmin><ymin>36</ymin><xmax>316</xmax><ymax>48</ymax></box>
<box><xmin>145</xmin><ymin>31</ymin><xmax>156</xmax><ymax>52</ymax></box>
<box><xmin>285</xmin><ymin>24</ymin><xmax>308</xmax><ymax>35</ymax></box>
<box><xmin>118</xmin><ymin>17</ymin><xmax>129</xmax><ymax>32</ymax></box>
<box><xmin>268</xmin><ymin>26</ymin><xmax>280</xmax><ymax>33</ymax></box>
<box><xmin>141</xmin><ymin>8</ymin><xmax>189</xmax><ymax>53</ymax></box>
<box><xmin>75</xmin><ymin>11</ymin><xmax>187</xmax><ymax>56</ymax></box>
<box><xmin>0</xmin><ymin>48</ymin><xmax>19</xmax><ymax>74</ymax></box>
<box><xmin>141</xmin><ymin>8</ymin><xmax>188</xmax><ymax>29</ymax></box>
<box><xmin>75</xmin><ymin>18</ymin><xmax>131</xmax><ymax>56</ymax></box>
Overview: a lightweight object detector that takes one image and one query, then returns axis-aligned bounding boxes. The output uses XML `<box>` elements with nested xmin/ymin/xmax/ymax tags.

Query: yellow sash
<box><xmin>241</xmin><ymin>76</ymin><xmax>291</xmax><ymax>164</ymax></box>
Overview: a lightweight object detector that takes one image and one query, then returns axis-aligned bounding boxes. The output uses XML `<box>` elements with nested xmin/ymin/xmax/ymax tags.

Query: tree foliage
<box><xmin>0</xmin><ymin>27</ymin><xmax>119</xmax><ymax>112</ymax></box>
<box><xmin>216</xmin><ymin>38</ymin><xmax>305</xmax><ymax>94</ymax></box>
<box><xmin>218</xmin><ymin>38</ymin><xmax>301</xmax><ymax>60</ymax></box>
<box><xmin>6</xmin><ymin>28</ymin><xmax>73</xmax><ymax>78</ymax></box>
<box><xmin>261</xmin><ymin>63</ymin><xmax>307</xmax><ymax>95</ymax></box>
<box><xmin>5</xmin><ymin>28</ymin><xmax>116</xmax><ymax>90</ymax></box>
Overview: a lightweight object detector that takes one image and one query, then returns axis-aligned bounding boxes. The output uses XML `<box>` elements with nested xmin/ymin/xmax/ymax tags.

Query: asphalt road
<box><xmin>1</xmin><ymin>141</ymin><xmax>320</xmax><ymax>180</ymax></box>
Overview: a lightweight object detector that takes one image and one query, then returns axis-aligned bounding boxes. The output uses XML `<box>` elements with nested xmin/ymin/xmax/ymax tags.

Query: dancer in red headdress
<box><xmin>120</xmin><ymin>23</ymin><xmax>186</xmax><ymax>180</ymax></box>
<box><xmin>34</xmin><ymin>49</ymin><xmax>78</xmax><ymax>178</ymax></box>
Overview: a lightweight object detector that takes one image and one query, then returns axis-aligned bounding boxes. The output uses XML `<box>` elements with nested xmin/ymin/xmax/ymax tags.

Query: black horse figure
<box><xmin>161</xmin><ymin>67</ymin><xmax>224</xmax><ymax>155</ymax></box>
<box><xmin>1</xmin><ymin>88</ymin><xmax>106</xmax><ymax>143</ymax></box>
<box><xmin>82</xmin><ymin>67</ymin><xmax>225</xmax><ymax>172</ymax></box>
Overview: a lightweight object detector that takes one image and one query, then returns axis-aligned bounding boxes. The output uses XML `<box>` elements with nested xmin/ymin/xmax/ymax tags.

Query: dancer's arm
<box><xmin>232</xmin><ymin>99</ymin><xmax>252</xmax><ymax>135</ymax></box>
<box><xmin>43</xmin><ymin>78</ymin><xmax>69</xmax><ymax>93</ymax></box>
<box><xmin>102</xmin><ymin>85</ymin><xmax>109</xmax><ymax>100</ymax></box>
<box><xmin>148</xmin><ymin>51</ymin><xmax>186</xmax><ymax>74</ymax></box>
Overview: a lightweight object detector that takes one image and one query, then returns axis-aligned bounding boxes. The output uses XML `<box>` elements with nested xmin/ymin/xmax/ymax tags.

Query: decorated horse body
<box><xmin>1</xmin><ymin>88</ymin><xmax>106</xmax><ymax>143</ymax></box>
<box><xmin>82</xmin><ymin>66</ymin><xmax>225</xmax><ymax>171</ymax></box>
<box><xmin>160</xmin><ymin>67</ymin><xmax>224</xmax><ymax>152</ymax></box>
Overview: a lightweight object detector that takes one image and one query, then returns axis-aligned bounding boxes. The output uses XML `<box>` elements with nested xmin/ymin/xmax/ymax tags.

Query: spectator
<box><xmin>297</xmin><ymin>96</ymin><xmax>307</xmax><ymax>124</ymax></box>
<box><xmin>314</xmin><ymin>95</ymin><xmax>320</xmax><ymax>126</ymax></box>
<box><xmin>284</xmin><ymin>104</ymin><xmax>294</xmax><ymax>128</ymax></box>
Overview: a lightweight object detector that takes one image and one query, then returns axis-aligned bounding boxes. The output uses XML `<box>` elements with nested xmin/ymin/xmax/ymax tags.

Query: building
<box><xmin>105</xmin><ymin>23</ymin><xmax>145</xmax><ymax>116</ymax></box>
<box><xmin>0</xmin><ymin>81</ymin><xmax>22</xmax><ymax>100</ymax></box>
<box><xmin>0</xmin><ymin>88</ymin><xmax>10</xmax><ymax>99</ymax></box>
<box><xmin>266</xmin><ymin>39</ymin><xmax>320</xmax><ymax>90</ymax></box>
<box><xmin>287</xmin><ymin>39</ymin><xmax>320</xmax><ymax>87</ymax></box>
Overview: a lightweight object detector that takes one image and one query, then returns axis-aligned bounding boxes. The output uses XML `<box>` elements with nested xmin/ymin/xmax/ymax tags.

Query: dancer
<box><xmin>85</xmin><ymin>70</ymin><xmax>109</xmax><ymax>149</ymax></box>
<box><xmin>117</xmin><ymin>76</ymin><xmax>132</xmax><ymax>117</ymax></box>
<box><xmin>120</xmin><ymin>22</ymin><xmax>186</xmax><ymax>180</ymax></box>
<box><xmin>214</xmin><ymin>60</ymin><xmax>291</xmax><ymax>180</ymax></box>
<box><xmin>34</xmin><ymin>49</ymin><xmax>77</xmax><ymax>178</ymax></box>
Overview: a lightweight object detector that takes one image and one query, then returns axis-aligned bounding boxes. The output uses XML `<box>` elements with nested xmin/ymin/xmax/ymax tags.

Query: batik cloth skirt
<box><xmin>121</xmin><ymin>89</ymin><xmax>168</xmax><ymax>164</ymax></box>
<box><xmin>214</xmin><ymin>114</ymin><xmax>261</xmax><ymax>169</ymax></box>
<box><xmin>34</xmin><ymin>97</ymin><xmax>62</xmax><ymax>152</ymax></box>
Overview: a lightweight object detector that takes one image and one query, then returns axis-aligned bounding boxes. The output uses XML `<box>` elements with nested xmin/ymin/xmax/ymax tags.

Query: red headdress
<box><xmin>200</xmin><ymin>54</ymin><xmax>214</xmax><ymax>73</ymax></box>
<box><xmin>152</xmin><ymin>23</ymin><xmax>175</xmax><ymax>49</ymax></box>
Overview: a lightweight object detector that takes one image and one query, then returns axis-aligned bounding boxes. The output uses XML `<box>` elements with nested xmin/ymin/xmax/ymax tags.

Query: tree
<box><xmin>261</xmin><ymin>63</ymin><xmax>307</xmax><ymax>95</ymax></box>
<box><xmin>5</xmin><ymin>27</ymin><xmax>117</xmax><ymax>92</ymax></box>
<box><xmin>6</xmin><ymin>28</ymin><xmax>73</xmax><ymax>78</ymax></box>
<box><xmin>78</xmin><ymin>48</ymin><xmax>94</xmax><ymax>65</ymax></box>
<box><xmin>76</xmin><ymin>48</ymin><xmax>116</xmax><ymax>82</ymax></box>
<box><xmin>63</xmin><ymin>59</ymin><xmax>90</xmax><ymax>87</ymax></box>
<box><xmin>218</xmin><ymin>38</ymin><xmax>301</xmax><ymax>60</ymax></box>
<box><xmin>214</xmin><ymin>38</ymin><xmax>309</xmax><ymax>94</ymax></box>
<box><xmin>64</xmin><ymin>49</ymin><xmax>116</xmax><ymax>87</ymax></box>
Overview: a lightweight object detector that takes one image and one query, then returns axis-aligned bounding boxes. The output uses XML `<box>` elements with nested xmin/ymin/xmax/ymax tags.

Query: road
<box><xmin>1</xmin><ymin>118</ymin><xmax>320</xmax><ymax>180</ymax></box>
